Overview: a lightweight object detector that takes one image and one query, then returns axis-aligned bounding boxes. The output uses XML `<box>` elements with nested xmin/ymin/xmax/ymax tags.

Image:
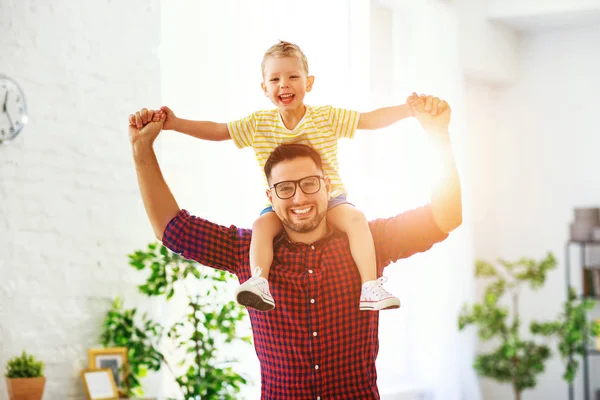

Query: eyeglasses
<box><xmin>269</xmin><ymin>175</ymin><xmax>325</xmax><ymax>200</ymax></box>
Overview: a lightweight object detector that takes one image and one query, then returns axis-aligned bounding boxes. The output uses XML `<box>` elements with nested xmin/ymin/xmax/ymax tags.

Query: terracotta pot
<box><xmin>5</xmin><ymin>377</ymin><xmax>46</xmax><ymax>400</ymax></box>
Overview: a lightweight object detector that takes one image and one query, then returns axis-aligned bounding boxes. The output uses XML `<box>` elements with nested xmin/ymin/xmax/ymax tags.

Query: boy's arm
<box><xmin>357</xmin><ymin>103</ymin><xmax>414</xmax><ymax>130</ymax></box>
<box><xmin>154</xmin><ymin>106</ymin><xmax>231</xmax><ymax>141</ymax></box>
<box><xmin>172</xmin><ymin>118</ymin><xmax>231</xmax><ymax>141</ymax></box>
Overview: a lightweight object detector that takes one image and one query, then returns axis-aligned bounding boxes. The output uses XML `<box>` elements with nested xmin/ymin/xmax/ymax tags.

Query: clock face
<box><xmin>0</xmin><ymin>75</ymin><xmax>28</xmax><ymax>144</ymax></box>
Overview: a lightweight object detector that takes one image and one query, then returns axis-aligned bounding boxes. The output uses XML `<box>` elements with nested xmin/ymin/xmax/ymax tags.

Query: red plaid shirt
<box><xmin>162</xmin><ymin>205</ymin><xmax>448</xmax><ymax>400</ymax></box>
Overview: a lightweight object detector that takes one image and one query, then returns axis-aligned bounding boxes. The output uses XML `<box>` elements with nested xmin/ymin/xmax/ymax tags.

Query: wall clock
<box><xmin>0</xmin><ymin>74</ymin><xmax>28</xmax><ymax>144</ymax></box>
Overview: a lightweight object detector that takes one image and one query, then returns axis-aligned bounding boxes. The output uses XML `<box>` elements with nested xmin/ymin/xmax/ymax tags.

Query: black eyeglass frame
<box><xmin>269</xmin><ymin>175</ymin><xmax>326</xmax><ymax>200</ymax></box>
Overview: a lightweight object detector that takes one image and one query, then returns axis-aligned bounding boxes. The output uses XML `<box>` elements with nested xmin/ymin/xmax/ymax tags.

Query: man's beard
<box><xmin>281</xmin><ymin>207</ymin><xmax>327</xmax><ymax>233</ymax></box>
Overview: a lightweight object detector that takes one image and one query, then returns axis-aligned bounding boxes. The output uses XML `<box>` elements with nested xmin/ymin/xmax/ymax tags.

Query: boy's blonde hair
<box><xmin>261</xmin><ymin>40</ymin><xmax>309</xmax><ymax>77</ymax></box>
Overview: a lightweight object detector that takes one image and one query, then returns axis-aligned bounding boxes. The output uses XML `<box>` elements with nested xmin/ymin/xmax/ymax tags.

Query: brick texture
<box><xmin>0</xmin><ymin>1</ymin><xmax>161</xmax><ymax>399</ymax></box>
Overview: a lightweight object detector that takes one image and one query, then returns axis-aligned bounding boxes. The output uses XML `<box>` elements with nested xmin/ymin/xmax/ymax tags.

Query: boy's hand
<box><xmin>128</xmin><ymin>108</ymin><xmax>164</xmax><ymax>146</ymax></box>
<box><xmin>407</xmin><ymin>92</ymin><xmax>450</xmax><ymax>134</ymax></box>
<box><xmin>150</xmin><ymin>106</ymin><xmax>177</xmax><ymax>130</ymax></box>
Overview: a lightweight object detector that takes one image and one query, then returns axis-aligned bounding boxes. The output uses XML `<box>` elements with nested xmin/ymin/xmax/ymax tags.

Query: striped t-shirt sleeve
<box><xmin>228</xmin><ymin>113</ymin><xmax>257</xmax><ymax>149</ymax></box>
<box><xmin>329</xmin><ymin>106</ymin><xmax>360</xmax><ymax>139</ymax></box>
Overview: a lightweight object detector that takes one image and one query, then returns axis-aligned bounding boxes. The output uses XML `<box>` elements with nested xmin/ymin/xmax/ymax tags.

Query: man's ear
<box><xmin>266</xmin><ymin>187</ymin><xmax>273</xmax><ymax>204</ymax></box>
<box><xmin>261</xmin><ymin>81</ymin><xmax>268</xmax><ymax>97</ymax></box>
<box><xmin>306</xmin><ymin>75</ymin><xmax>315</xmax><ymax>92</ymax></box>
<box><xmin>324</xmin><ymin>175</ymin><xmax>331</xmax><ymax>195</ymax></box>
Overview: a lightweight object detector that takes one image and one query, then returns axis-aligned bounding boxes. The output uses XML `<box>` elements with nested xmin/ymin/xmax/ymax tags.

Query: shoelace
<box><xmin>252</xmin><ymin>266</ymin><xmax>263</xmax><ymax>279</ymax></box>
<box><xmin>367</xmin><ymin>276</ymin><xmax>390</xmax><ymax>296</ymax></box>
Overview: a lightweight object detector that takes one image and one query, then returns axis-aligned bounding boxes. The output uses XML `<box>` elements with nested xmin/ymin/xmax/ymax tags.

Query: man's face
<box><xmin>267</xmin><ymin>156</ymin><xmax>330</xmax><ymax>233</ymax></box>
<box><xmin>261</xmin><ymin>56</ymin><xmax>314</xmax><ymax>112</ymax></box>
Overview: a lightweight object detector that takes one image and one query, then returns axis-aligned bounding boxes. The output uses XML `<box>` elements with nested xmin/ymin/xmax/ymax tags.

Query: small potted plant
<box><xmin>5</xmin><ymin>351</ymin><xmax>46</xmax><ymax>400</ymax></box>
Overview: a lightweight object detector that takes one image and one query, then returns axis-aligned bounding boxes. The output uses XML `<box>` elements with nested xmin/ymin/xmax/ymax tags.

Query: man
<box><xmin>129</xmin><ymin>94</ymin><xmax>462</xmax><ymax>399</ymax></box>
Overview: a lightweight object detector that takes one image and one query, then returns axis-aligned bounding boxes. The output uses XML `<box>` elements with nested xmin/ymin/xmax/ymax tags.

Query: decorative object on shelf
<box><xmin>100</xmin><ymin>242</ymin><xmax>251</xmax><ymax>399</ymax></box>
<box><xmin>593</xmin><ymin>227</ymin><xmax>600</xmax><ymax>242</ymax></box>
<box><xmin>0</xmin><ymin>74</ymin><xmax>28</xmax><ymax>145</ymax></box>
<box><xmin>583</xmin><ymin>268</ymin><xmax>600</xmax><ymax>298</ymax></box>
<box><xmin>459</xmin><ymin>253</ymin><xmax>600</xmax><ymax>400</ymax></box>
<box><xmin>88</xmin><ymin>347</ymin><xmax>128</xmax><ymax>397</ymax></box>
<box><xmin>569</xmin><ymin>207</ymin><xmax>600</xmax><ymax>241</ymax></box>
<box><xmin>4</xmin><ymin>350</ymin><xmax>46</xmax><ymax>400</ymax></box>
<box><xmin>80</xmin><ymin>368</ymin><xmax>119</xmax><ymax>400</ymax></box>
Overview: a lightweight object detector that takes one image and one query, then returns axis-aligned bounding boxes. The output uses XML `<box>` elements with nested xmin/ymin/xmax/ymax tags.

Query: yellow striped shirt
<box><xmin>228</xmin><ymin>105</ymin><xmax>359</xmax><ymax>198</ymax></box>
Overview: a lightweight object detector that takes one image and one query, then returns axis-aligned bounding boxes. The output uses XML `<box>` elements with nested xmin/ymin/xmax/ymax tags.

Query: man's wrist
<box><xmin>132</xmin><ymin>141</ymin><xmax>157</xmax><ymax>163</ymax></box>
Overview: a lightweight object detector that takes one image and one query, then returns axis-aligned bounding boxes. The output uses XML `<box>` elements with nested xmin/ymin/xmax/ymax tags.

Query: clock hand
<box><xmin>2</xmin><ymin>91</ymin><xmax>7</xmax><ymax>113</ymax></box>
<box><xmin>5</xmin><ymin>110</ymin><xmax>14</xmax><ymax>131</ymax></box>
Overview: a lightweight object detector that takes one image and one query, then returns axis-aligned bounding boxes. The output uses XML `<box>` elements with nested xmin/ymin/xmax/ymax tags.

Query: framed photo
<box><xmin>88</xmin><ymin>347</ymin><xmax>128</xmax><ymax>395</ymax></box>
<box><xmin>81</xmin><ymin>368</ymin><xmax>119</xmax><ymax>400</ymax></box>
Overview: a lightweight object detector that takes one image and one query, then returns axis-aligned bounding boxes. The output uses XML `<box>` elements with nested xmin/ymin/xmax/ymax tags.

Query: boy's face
<box><xmin>261</xmin><ymin>56</ymin><xmax>314</xmax><ymax>111</ymax></box>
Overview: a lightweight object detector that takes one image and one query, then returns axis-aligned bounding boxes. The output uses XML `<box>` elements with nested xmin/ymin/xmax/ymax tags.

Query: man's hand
<box><xmin>407</xmin><ymin>93</ymin><xmax>451</xmax><ymax>134</ymax></box>
<box><xmin>128</xmin><ymin>108</ymin><xmax>164</xmax><ymax>146</ymax></box>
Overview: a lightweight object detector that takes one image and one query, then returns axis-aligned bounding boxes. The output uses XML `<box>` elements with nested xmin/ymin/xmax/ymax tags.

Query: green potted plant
<box><xmin>458</xmin><ymin>253</ymin><xmax>599</xmax><ymax>400</ymax></box>
<box><xmin>101</xmin><ymin>242</ymin><xmax>251</xmax><ymax>399</ymax></box>
<box><xmin>4</xmin><ymin>351</ymin><xmax>46</xmax><ymax>400</ymax></box>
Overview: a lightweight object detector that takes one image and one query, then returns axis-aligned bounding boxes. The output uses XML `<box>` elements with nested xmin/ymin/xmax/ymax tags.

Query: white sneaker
<box><xmin>359</xmin><ymin>277</ymin><xmax>401</xmax><ymax>311</ymax></box>
<box><xmin>235</xmin><ymin>267</ymin><xmax>275</xmax><ymax>311</ymax></box>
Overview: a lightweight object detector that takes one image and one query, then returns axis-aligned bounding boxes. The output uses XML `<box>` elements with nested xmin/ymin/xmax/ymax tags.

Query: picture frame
<box><xmin>81</xmin><ymin>368</ymin><xmax>119</xmax><ymax>400</ymax></box>
<box><xmin>88</xmin><ymin>347</ymin><xmax>128</xmax><ymax>396</ymax></box>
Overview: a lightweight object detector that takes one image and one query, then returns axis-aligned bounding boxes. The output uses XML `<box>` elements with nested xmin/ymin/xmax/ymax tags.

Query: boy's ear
<box><xmin>306</xmin><ymin>75</ymin><xmax>315</xmax><ymax>92</ymax></box>
<box><xmin>261</xmin><ymin>81</ymin><xmax>268</xmax><ymax>96</ymax></box>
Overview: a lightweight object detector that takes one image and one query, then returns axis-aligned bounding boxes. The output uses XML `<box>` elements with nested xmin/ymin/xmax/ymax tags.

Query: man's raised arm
<box><xmin>410</xmin><ymin>94</ymin><xmax>463</xmax><ymax>233</ymax></box>
<box><xmin>129</xmin><ymin>108</ymin><xmax>180</xmax><ymax>240</ymax></box>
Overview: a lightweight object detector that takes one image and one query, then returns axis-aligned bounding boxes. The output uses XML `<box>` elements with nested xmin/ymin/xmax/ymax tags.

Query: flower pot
<box><xmin>5</xmin><ymin>377</ymin><xmax>46</xmax><ymax>400</ymax></box>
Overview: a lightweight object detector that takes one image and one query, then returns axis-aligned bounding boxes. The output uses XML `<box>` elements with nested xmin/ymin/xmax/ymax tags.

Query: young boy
<box><xmin>142</xmin><ymin>41</ymin><xmax>416</xmax><ymax>312</ymax></box>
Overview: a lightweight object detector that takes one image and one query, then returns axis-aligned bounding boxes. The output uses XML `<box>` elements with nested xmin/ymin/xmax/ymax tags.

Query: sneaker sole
<box><xmin>360</xmin><ymin>298</ymin><xmax>401</xmax><ymax>311</ymax></box>
<box><xmin>236</xmin><ymin>291</ymin><xmax>275</xmax><ymax>312</ymax></box>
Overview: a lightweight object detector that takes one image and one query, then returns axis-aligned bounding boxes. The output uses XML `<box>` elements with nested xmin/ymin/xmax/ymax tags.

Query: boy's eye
<box><xmin>270</xmin><ymin>78</ymin><xmax>279</xmax><ymax>82</ymax></box>
<box><xmin>290</xmin><ymin>75</ymin><xmax>299</xmax><ymax>79</ymax></box>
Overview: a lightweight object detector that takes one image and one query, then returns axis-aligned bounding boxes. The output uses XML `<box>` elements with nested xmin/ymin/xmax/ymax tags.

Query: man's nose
<box><xmin>291</xmin><ymin>185</ymin><xmax>308</xmax><ymax>203</ymax></box>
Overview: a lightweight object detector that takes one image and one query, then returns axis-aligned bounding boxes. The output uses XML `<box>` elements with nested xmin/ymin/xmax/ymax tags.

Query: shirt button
<box><xmin>317</xmin><ymin>397</ymin><xmax>321</xmax><ymax>400</ymax></box>
<box><xmin>308</xmin><ymin>269</ymin><xmax>313</xmax><ymax>274</ymax></box>
<box><xmin>313</xmin><ymin>331</ymin><xmax>318</xmax><ymax>336</ymax></box>
<box><xmin>310</xmin><ymin>299</ymin><xmax>315</xmax><ymax>304</ymax></box>
<box><xmin>314</xmin><ymin>365</ymin><xmax>319</xmax><ymax>370</ymax></box>
<box><xmin>311</xmin><ymin>245</ymin><xmax>315</xmax><ymax>250</ymax></box>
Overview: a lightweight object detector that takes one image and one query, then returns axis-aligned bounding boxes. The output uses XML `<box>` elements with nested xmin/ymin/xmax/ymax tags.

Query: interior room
<box><xmin>1</xmin><ymin>0</ymin><xmax>599</xmax><ymax>399</ymax></box>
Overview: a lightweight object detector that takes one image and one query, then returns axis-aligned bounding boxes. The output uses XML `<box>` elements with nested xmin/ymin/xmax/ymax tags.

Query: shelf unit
<box><xmin>565</xmin><ymin>240</ymin><xmax>600</xmax><ymax>400</ymax></box>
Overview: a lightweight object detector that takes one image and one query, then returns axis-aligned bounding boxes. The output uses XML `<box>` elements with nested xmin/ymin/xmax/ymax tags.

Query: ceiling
<box><xmin>486</xmin><ymin>0</ymin><xmax>600</xmax><ymax>32</ymax></box>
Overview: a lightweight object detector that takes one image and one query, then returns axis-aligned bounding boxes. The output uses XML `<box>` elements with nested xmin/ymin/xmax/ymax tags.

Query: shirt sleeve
<box><xmin>370</xmin><ymin>204</ymin><xmax>449</xmax><ymax>270</ymax></box>
<box><xmin>227</xmin><ymin>113</ymin><xmax>257</xmax><ymax>149</ymax></box>
<box><xmin>161</xmin><ymin>209</ymin><xmax>250</xmax><ymax>276</ymax></box>
<box><xmin>328</xmin><ymin>106</ymin><xmax>360</xmax><ymax>139</ymax></box>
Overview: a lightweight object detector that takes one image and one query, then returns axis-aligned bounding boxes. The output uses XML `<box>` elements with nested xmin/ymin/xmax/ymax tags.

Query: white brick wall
<box><xmin>0</xmin><ymin>1</ymin><xmax>161</xmax><ymax>399</ymax></box>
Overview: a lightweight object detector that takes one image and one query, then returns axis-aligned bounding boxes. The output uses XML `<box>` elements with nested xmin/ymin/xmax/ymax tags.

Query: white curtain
<box><xmin>158</xmin><ymin>1</ymin><xmax>480</xmax><ymax>399</ymax></box>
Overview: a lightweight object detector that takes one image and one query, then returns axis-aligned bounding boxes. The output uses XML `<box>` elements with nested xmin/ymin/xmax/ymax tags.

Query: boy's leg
<box><xmin>235</xmin><ymin>211</ymin><xmax>282</xmax><ymax>311</ymax></box>
<box><xmin>250</xmin><ymin>210</ymin><xmax>282</xmax><ymax>279</ymax></box>
<box><xmin>327</xmin><ymin>204</ymin><xmax>400</xmax><ymax>311</ymax></box>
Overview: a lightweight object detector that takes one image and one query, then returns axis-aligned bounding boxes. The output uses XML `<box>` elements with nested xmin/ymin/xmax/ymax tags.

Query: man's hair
<box><xmin>264</xmin><ymin>143</ymin><xmax>323</xmax><ymax>182</ymax></box>
<box><xmin>261</xmin><ymin>40</ymin><xmax>309</xmax><ymax>77</ymax></box>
